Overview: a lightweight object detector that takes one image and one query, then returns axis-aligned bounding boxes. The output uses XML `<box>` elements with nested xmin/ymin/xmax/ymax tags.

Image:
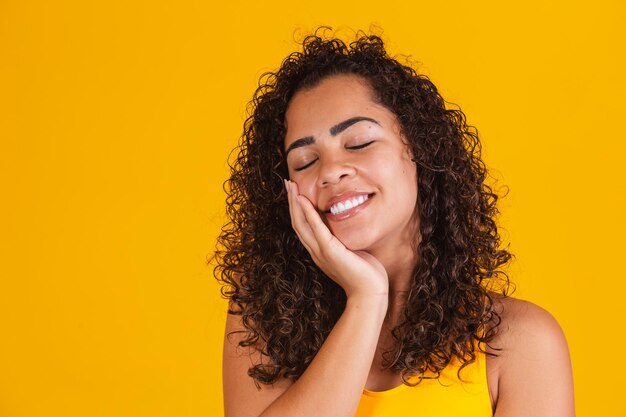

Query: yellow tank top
<box><xmin>356</xmin><ymin>349</ymin><xmax>493</xmax><ymax>417</ymax></box>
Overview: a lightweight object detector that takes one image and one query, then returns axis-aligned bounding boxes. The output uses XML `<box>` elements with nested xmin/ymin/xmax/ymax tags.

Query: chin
<box><xmin>333</xmin><ymin>229</ymin><xmax>376</xmax><ymax>252</ymax></box>
<box><xmin>340</xmin><ymin>240</ymin><xmax>364</xmax><ymax>252</ymax></box>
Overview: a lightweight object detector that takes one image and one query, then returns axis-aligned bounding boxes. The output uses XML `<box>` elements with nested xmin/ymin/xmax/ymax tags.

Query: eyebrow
<box><xmin>285</xmin><ymin>116</ymin><xmax>380</xmax><ymax>156</ymax></box>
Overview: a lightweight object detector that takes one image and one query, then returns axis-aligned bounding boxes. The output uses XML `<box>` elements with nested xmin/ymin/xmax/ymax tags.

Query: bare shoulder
<box><xmin>222</xmin><ymin>310</ymin><xmax>292</xmax><ymax>417</ymax></box>
<box><xmin>491</xmin><ymin>296</ymin><xmax>567</xmax><ymax>348</ymax></box>
<box><xmin>486</xmin><ymin>296</ymin><xmax>575</xmax><ymax>417</ymax></box>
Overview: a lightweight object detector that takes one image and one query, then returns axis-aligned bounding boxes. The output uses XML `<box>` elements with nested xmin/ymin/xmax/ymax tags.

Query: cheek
<box><xmin>379</xmin><ymin>155</ymin><xmax>418</xmax><ymax>204</ymax></box>
<box><xmin>401</xmin><ymin>162</ymin><xmax>419</xmax><ymax>200</ymax></box>
<box><xmin>293</xmin><ymin>177</ymin><xmax>318</xmax><ymax>205</ymax></box>
<box><xmin>366</xmin><ymin>150</ymin><xmax>416</xmax><ymax>183</ymax></box>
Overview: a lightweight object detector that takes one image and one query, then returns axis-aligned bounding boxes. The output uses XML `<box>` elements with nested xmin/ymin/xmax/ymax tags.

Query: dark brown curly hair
<box><xmin>213</xmin><ymin>28</ymin><xmax>512</xmax><ymax>386</ymax></box>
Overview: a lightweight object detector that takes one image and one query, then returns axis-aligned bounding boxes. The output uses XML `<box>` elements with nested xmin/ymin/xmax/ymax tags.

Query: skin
<box><xmin>222</xmin><ymin>74</ymin><xmax>575</xmax><ymax>417</ymax></box>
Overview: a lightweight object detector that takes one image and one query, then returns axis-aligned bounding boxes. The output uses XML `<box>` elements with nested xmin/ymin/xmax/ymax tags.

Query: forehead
<box><xmin>284</xmin><ymin>75</ymin><xmax>396</xmax><ymax>146</ymax></box>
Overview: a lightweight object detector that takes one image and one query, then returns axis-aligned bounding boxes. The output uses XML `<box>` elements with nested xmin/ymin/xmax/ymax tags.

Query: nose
<box><xmin>316</xmin><ymin>155</ymin><xmax>356</xmax><ymax>187</ymax></box>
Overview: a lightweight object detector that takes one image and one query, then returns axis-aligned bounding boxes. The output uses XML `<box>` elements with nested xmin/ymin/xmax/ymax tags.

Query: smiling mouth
<box><xmin>324</xmin><ymin>193</ymin><xmax>374</xmax><ymax>219</ymax></box>
<box><xmin>328</xmin><ymin>194</ymin><xmax>369</xmax><ymax>215</ymax></box>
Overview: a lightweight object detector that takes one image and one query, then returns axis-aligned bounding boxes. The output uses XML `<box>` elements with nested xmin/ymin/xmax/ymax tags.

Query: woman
<box><xmin>215</xmin><ymin>29</ymin><xmax>574</xmax><ymax>417</ymax></box>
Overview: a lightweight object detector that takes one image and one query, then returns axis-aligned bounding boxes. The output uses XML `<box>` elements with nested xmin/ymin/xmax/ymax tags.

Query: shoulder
<box><xmin>486</xmin><ymin>296</ymin><xmax>575</xmax><ymax>416</ymax></box>
<box><xmin>222</xmin><ymin>310</ymin><xmax>293</xmax><ymax>417</ymax></box>
<box><xmin>493</xmin><ymin>296</ymin><xmax>567</xmax><ymax>349</ymax></box>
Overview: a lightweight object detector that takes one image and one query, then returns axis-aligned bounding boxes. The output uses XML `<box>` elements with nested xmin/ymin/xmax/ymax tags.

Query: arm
<box><xmin>222</xmin><ymin>180</ymin><xmax>389</xmax><ymax>417</ymax></box>
<box><xmin>223</xmin><ymin>293</ymin><xmax>387</xmax><ymax>417</ymax></box>
<box><xmin>491</xmin><ymin>298</ymin><xmax>575</xmax><ymax>417</ymax></box>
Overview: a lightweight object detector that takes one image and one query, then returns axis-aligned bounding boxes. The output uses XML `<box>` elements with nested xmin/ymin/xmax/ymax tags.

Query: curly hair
<box><xmin>213</xmin><ymin>28</ymin><xmax>512</xmax><ymax>385</ymax></box>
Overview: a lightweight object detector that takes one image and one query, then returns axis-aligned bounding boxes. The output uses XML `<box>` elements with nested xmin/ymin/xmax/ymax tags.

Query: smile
<box><xmin>329</xmin><ymin>194</ymin><xmax>369</xmax><ymax>215</ymax></box>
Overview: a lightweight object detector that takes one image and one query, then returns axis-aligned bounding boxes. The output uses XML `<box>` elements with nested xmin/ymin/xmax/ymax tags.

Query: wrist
<box><xmin>345</xmin><ymin>284</ymin><xmax>389</xmax><ymax>302</ymax></box>
<box><xmin>345</xmin><ymin>292</ymin><xmax>389</xmax><ymax>317</ymax></box>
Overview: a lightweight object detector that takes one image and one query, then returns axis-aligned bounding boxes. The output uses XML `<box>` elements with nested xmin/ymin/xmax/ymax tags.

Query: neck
<box><xmin>365</xmin><ymin>212</ymin><xmax>420</xmax><ymax>325</ymax></box>
<box><xmin>368</xmin><ymin>241</ymin><xmax>418</xmax><ymax>326</ymax></box>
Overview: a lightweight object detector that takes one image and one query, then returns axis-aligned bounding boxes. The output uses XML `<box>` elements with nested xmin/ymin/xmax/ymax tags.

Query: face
<box><xmin>284</xmin><ymin>74</ymin><xmax>419</xmax><ymax>252</ymax></box>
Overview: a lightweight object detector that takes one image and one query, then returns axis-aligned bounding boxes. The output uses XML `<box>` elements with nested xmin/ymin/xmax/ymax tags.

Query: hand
<box><xmin>285</xmin><ymin>180</ymin><xmax>389</xmax><ymax>299</ymax></box>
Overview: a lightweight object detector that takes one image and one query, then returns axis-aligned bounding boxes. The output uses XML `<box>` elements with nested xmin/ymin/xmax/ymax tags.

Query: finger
<box><xmin>288</xmin><ymin>184</ymin><xmax>330</xmax><ymax>267</ymax></box>
<box><xmin>285</xmin><ymin>180</ymin><xmax>318</xmax><ymax>253</ymax></box>
<box><xmin>296</xmin><ymin>195</ymin><xmax>335</xmax><ymax>247</ymax></box>
<box><xmin>286</xmin><ymin>183</ymin><xmax>310</xmax><ymax>242</ymax></box>
<box><xmin>286</xmin><ymin>180</ymin><xmax>309</xmax><ymax>235</ymax></box>
<box><xmin>290</xmin><ymin>183</ymin><xmax>336</xmax><ymax>247</ymax></box>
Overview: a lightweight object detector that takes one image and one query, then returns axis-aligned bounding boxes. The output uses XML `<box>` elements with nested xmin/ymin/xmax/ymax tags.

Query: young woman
<box><xmin>215</xmin><ymin>30</ymin><xmax>574</xmax><ymax>417</ymax></box>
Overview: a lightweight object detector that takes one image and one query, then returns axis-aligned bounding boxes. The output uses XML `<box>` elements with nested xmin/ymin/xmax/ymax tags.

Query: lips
<box><xmin>329</xmin><ymin>194</ymin><xmax>369</xmax><ymax>215</ymax></box>
<box><xmin>323</xmin><ymin>192</ymin><xmax>374</xmax><ymax>221</ymax></box>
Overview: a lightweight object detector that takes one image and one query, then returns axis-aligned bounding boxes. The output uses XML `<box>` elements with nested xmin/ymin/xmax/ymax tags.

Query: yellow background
<box><xmin>1</xmin><ymin>1</ymin><xmax>624</xmax><ymax>416</ymax></box>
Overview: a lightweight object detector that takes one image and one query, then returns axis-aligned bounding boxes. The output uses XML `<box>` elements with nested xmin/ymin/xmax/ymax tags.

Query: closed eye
<box><xmin>294</xmin><ymin>158</ymin><xmax>318</xmax><ymax>171</ymax></box>
<box><xmin>293</xmin><ymin>141</ymin><xmax>374</xmax><ymax>171</ymax></box>
<box><xmin>347</xmin><ymin>141</ymin><xmax>375</xmax><ymax>150</ymax></box>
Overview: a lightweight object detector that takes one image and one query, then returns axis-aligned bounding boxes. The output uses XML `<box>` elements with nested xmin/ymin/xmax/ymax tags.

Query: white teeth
<box><xmin>329</xmin><ymin>194</ymin><xmax>369</xmax><ymax>215</ymax></box>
